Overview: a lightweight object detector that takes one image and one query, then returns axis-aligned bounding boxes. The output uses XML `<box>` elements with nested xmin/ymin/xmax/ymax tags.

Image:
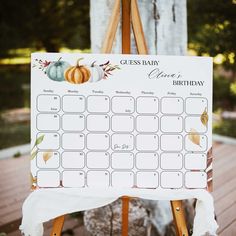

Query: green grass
<box><xmin>0</xmin><ymin>64</ymin><xmax>30</xmax><ymax>111</ymax></box>
<box><xmin>0</xmin><ymin>64</ymin><xmax>30</xmax><ymax>149</ymax></box>
<box><xmin>213</xmin><ymin>119</ymin><xmax>236</xmax><ymax>138</ymax></box>
<box><xmin>0</xmin><ymin>118</ymin><xmax>30</xmax><ymax>149</ymax></box>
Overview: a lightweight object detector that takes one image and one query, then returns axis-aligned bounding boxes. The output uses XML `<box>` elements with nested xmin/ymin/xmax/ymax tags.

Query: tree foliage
<box><xmin>0</xmin><ymin>0</ymin><xmax>90</xmax><ymax>56</ymax></box>
<box><xmin>188</xmin><ymin>0</ymin><xmax>236</xmax><ymax>71</ymax></box>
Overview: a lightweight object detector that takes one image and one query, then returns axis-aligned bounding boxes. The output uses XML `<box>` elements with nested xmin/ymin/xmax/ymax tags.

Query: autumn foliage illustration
<box><xmin>33</xmin><ymin>57</ymin><xmax>120</xmax><ymax>84</ymax></box>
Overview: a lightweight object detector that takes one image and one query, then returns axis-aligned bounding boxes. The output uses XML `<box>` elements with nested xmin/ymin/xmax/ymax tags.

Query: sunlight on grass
<box><xmin>230</xmin><ymin>82</ymin><xmax>236</xmax><ymax>95</ymax></box>
<box><xmin>60</xmin><ymin>47</ymin><xmax>91</xmax><ymax>53</ymax></box>
<box><xmin>228</xmin><ymin>52</ymin><xmax>235</xmax><ymax>64</ymax></box>
<box><xmin>214</xmin><ymin>54</ymin><xmax>225</xmax><ymax>65</ymax></box>
<box><xmin>187</xmin><ymin>49</ymin><xmax>197</xmax><ymax>56</ymax></box>
<box><xmin>188</xmin><ymin>49</ymin><xmax>233</xmax><ymax>65</ymax></box>
<box><xmin>8</xmin><ymin>48</ymin><xmax>35</xmax><ymax>57</ymax></box>
<box><xmin>0</xmin><ymin>57</ymin><xmax>31</xmax><ymax>64</ymax></box>
<box><xmin>0</xmin><ymin>48</ymin><xmax>91</xmax><ymax>65</ymax></box>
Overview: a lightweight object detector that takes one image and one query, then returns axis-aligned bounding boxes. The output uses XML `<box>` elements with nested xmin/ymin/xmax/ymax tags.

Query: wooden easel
<box><xmin>50</xmin><ymin>1</ymin><xmax>189</xmax><ymax>235</ymax></box>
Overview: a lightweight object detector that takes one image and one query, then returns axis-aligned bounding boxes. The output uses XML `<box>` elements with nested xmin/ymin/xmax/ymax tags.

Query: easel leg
<box><xmin>121</xmin><ymin>0</ymin><xmax>131</xmax><ymax>53</ymax></box>
<box><xmin>50</xmin><ymin>215</ymin><xmax>65</xmax><ymax>236</ymax></box>
<box><xmin>122</xmin><ymin>196</ymin><xmax>130</xmax><ymax>236</ymax></box>
<box><xmin>121</xmin><ymin>2</ymin><xmax>131</xmax><ymax>234</ymax></box>
<box><xmin>101</xmin><ymin>0</ymin><xmax>120</xmax><ymax>54</ymax></box>
<box><xmin>171</xmin><ymin>200</ymin><xmax>189</xmax><ymax>236</ymax></box>
<box><xmin>131</xmin><ymin>0</ymin><xmax>148</xmax><ymax>54</ymax></box>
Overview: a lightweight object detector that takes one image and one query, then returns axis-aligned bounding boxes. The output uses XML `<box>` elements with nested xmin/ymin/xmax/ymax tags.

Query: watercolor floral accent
<box><xmin>98</xmin><ymin>60</ymin><xmax>120</xmax><ymax>79</ymax></box>
<box><xmin>200</xmin><ymin>108</ymin><xmax>208</xmax><ymax>126</ymax></box>
<box><xmin>33</xmin><ymin>57</ymin><xmax>120</xmax><ymax>84</ymax></box>
<box><xmin>30</xmin><ymin>134</ymin><xmax>44</xmax><ymax>189</ymax></box>
<box><xmin>30</xmin><ymin>173</ymin><xmax>37</xmax><ymax>190</ymax></box>
<box><xmin>32</xmin><ymin>59</ymin><xmax>51</xmax><ymax>72</ymax></box>
<box><xmin>30</xmin><ymin>134</ymin><xmax>44</xmax><ymax>160</ymax></box>
<box><xmin>206</xmin><ymin>147</ymin><xmax>213</xmax><ymax>192</ymax></box>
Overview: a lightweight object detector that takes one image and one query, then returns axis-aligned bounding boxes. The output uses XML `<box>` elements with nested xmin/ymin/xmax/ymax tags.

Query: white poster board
<box><xmin>31</xmin><ymin>53</ymin><xmax>212</xmax><ymax>191</ymax></box>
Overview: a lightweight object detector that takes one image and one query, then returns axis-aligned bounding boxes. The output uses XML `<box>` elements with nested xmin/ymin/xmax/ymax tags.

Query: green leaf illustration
<box><xmin>30</xmin><ymin>150</ymin><xmax>38</xmax><ymax>160</ymax></box>
<box><xmin>34</xmin><ymin>134</ymin><xmax>45</xmax><ymax>146</ymax></box>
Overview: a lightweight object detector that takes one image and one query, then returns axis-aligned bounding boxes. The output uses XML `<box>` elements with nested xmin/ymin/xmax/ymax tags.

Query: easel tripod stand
<box><xmin>50</xmin><ymin>1</ymin><xmax>189</xmax><ymax>235</ymax></box>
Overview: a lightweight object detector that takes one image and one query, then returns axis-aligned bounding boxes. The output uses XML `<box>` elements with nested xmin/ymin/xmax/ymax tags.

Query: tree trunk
<box><xmin>88</xmin><ymin>1</ymin><xmax>189</xmax><ymax>235</ymax></box>
<box><xmin>90</xmin><ymin>0</ymin><xmax>187</xmax><ymax>55</ymax></box>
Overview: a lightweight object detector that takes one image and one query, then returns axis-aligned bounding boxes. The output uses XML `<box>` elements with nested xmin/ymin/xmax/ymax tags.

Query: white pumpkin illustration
<box><xmin>88</xmin><ymin>61</ymin><xmax>105</xmax><ymax>82</ymax></box>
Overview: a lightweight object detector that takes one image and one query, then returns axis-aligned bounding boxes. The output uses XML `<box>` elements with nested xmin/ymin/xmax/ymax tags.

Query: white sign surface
<box><xmin>31</xmin><ymin>53</ymin><xmax>212</xmax><ymax>190</ymax></box>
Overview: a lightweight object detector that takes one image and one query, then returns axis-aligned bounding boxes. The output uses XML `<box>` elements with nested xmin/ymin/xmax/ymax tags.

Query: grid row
<box><xmin>37</xmin><ymin>151</ymin><xmax>206</xmax><ymax>170</ymax></box>
<box><xmin>37</xmin><ymin>132</ymin><xmax>208</xmax><ymax>152</ymax></box>
<box><xmin>37</xmin><ymin>170</ymin><xmax>207</xmax><ymax>189</ymax></box>
<box><xmin>37</xmin><ymin>94</ymin><xmax>208</xmax><ymax>115</ymax></box>
<box><xmin>37</xmin><ymin>114</ymin><xmax>208</xmax><ymax>133</ymax></box>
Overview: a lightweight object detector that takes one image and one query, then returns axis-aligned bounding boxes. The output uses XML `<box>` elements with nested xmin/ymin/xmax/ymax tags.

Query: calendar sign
<box><xmin>31</xmin><ymin>53</ymin><xmax>212</xmax><ymax>191</ymax></box>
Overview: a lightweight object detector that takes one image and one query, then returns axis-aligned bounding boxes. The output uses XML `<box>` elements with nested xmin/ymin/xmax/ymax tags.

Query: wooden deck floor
<box><xmin>0</xmin><ymin>143</ymin><xmax>236</xmax><ymax>235</ymax></box>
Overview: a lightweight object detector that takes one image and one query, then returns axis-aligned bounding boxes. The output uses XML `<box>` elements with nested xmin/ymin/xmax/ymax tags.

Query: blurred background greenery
<box><xmin>0</xmin><ymin>0</ymin><xmax>235</xmax><ymax>149</ymax></box>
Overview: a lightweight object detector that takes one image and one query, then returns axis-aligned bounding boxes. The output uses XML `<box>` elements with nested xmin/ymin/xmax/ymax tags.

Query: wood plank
<box><xmin>214</xmin><ymin>147</ymin><xmax>236</xmax><ymax>166</ymax></box>
<box><xmin>0</xmin><ymin>210</ymin><xmax>22</xmax><ymax>227</ymax></box>
<box><xmin>0</xmin><ymin>198</ymin><xmax>26</xmax><ymax>218</ymax></box>
<box><xmin>213</xmin><ymin>160</ymin><xmax>236</xmax><ymax>189</ymax></box>
<box><xmin>217</xmin><ymin>201</ymin><xmax>236</xmax><ymax>234</ymax></box>
<box><xmin>0</xmin><ymin>218</ymin><xmax>22</xmax><ymax>235</ymax></box>
<box><xmin>219</xmin><ymin>219</ymin><xmax>236</xmax><ymax>236</ymax></box>
<box><xmin>215</xmin><ymin>188</ymin><xmax>236</xmax><ymax>216</ymax></box>
<box><xmin>0</xmin><ymin>174</ymin><xmax>29</xmax><ymax>188</ymax></box>
<box><xmin>0</xmin><ymin>177</ymin><xmax>28</xmax><ymax>189</ymax></box>
<box><xmin>0</xmin><ymin>165</ymin><xmax>28</xmax><ymax>176</ymax></box>
<box><xmin>0</xmin><ymin>162</ymin><xmax>28</xmax><ymax>177</ymax></box>
<box><xmin>0</xmin><ymin>187</ymin><xmax>29</xmax><ymax>200</ymax></box>
<box><xmin>213</xmin><ymin>146</ymin><xmax>236</xmax><ymax>168</ymax></box>
<box><xmin>213</xmin><ymin>177</ymin><xmax>236</xmax><ymax>201</ymax></box>
<box><xmin>0</xmin><ymin>154</ymin><xmax>28</xmax><ymax>165</ymax></box>
<box><xmin>6</xmin><ymin>216</ymin><xmax>87</xmax><ymax>236</ymax></box>
<box><xmin>213</xmin><ymin>143</ymin><xmax>231</xmax><ymax>155</ymax></box>
<box><xmin>5</xmin><ymin>229</ymin><xmax>22</xmax><ymax>236</ymax></box>
<box><xmin>0</xmin><ymin>193</ymin><xmax>28</xmax><ymax>210</ymax></box>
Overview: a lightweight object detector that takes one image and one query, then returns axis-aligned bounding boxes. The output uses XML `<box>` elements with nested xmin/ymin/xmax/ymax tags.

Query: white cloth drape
<box><xmin>20</xmin><ymin>188</ymin><xmax>218</xmax><ymax>236</ymax></box>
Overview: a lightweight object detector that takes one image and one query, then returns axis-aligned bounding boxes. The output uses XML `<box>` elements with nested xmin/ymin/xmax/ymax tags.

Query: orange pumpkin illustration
<box><xmin>64</xmin><ymin>58</ymin><xmax>91</xmax><ymax>84</ymax></box>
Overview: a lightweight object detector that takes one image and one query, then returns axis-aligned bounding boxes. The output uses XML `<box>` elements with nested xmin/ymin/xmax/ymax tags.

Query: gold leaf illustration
<box><xmin>30</xmin><ymin>173</ymin><xmax>37</xmax><ymax>183</ymax></box>
<box><xmin>200</xmin><ymin>108</ymin><xmax>208</xmax><ymax>126</ymax></box>
<box><xmin>189</xmin><ymin>128</ymin><xmax>201</xmax><ymax>147</ymax></box>
<box><xmin>30</xmin><ymin>173</ymin><xmax>33</xmax><ymax>184</ymax></box>
<box><xmin>43</xmin><ymin>151</ymin><xmax>53</xmax><ymax>163</ymax></box>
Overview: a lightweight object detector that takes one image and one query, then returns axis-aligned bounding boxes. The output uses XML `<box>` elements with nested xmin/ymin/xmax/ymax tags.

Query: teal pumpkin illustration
<box><xmin>46</xmin><ymin>59</ymin><xmax>70</xmax><ymax>82</ymax></box>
